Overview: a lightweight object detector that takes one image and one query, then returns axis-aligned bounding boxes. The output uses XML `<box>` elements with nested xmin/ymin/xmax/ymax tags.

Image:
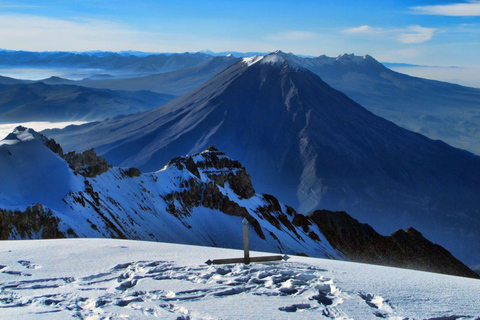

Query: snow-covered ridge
<box><xmin>0</xmin><ymin>128</ymin><xmax>341</xmax><ymax>259</ymax></box>
<box><xmin>242</xmin><ymin>55</ymin><xmax>264</xmax><ymax>66</ymax></box>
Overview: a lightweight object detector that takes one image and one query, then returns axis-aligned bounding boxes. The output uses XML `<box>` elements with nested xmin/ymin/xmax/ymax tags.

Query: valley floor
<box><xmin>0</xmin><ymin>239</ymin><xmax>479</xmax><ymax>319</ymax></box>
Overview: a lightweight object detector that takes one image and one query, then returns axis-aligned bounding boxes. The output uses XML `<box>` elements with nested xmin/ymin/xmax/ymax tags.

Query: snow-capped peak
<box><xmin>260</xmin><ymin>52</ymin><xmax>287</xmax><ymax>66</ymax></box>
<box><xmin>0</xmin><ymin>127</ymin><xmax>83</xmax><ymax>209</ymax></box>
<box><xmin>0</xmin><ymin>126</ymin><xmax>41</xmax><ymax>146</ymax></box>
<box><xmin>241</xmin><ymin>55</ymin><xmax>264</xmax><ymax>66</ymax></box>
<box><xmin>241</xmin><ymin>51</ymin><xmax>304</xmax><ymax>70</ymax></box>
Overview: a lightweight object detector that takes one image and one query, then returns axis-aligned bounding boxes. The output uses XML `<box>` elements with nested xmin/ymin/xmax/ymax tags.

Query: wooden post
<box><xmin>243</xmin><ymin>218</ymin><xmax>250</xmax><ymax>264</ymax></box>
<box><xmin>205</xmin><ymin>217</ymin><xmax>290</xmax><ymax>266</ymax></box>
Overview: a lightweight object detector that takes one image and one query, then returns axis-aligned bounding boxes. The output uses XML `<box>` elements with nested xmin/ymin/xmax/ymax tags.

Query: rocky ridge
<box><xmin>307</xmin><ymin>210</ymin><xmax>480</xmax><ymax>279</ymax></box>
<box><xmin>0</xmin><ymin>128</ymin><xmax>339</xmax><ymax>258</ymax></box>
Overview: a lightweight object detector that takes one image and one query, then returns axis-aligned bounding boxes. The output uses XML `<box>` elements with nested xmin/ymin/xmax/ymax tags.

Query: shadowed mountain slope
<box><xmin>44</xmin><ymin>55</ymin><xmax>240</xmax><ymax>95</ymax></box>
<box><xmin>281</xmin><ymin>52</ymin><xmax>480</xmax><ymax>155</ymax></box>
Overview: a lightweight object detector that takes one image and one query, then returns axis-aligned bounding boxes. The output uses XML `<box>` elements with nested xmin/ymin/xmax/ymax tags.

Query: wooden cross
<box><xmin>206</xmin><ymin>218</ymin><xmax>290</xmax><ymax>265</ymax></box>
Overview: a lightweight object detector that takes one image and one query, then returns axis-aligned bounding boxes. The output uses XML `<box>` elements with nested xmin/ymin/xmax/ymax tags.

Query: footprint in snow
<box><xmin>278</xmin><ymin>303</ymin><xmax>311</xmax><ymax>312</ymax></box>
<box><xmin>359</xmin><ymin>292</ymin><xmax>395</xmax><ymax>318</ymax></box>
<box><xmin>17</xmin><ymin>260</ymin><xmax>41</xmax><ymax>269</ymax></box>
<box><xmin>0</xmin><ymin>260</ymin><xmax>347</xmax><ymax>319</ymax></box>
<box><xmin>1</xmin><ymin>270</ymin><xmax>32</xmax><ymax>277</ymax></box>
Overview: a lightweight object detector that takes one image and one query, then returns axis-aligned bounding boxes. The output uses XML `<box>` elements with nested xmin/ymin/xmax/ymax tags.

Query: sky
<box><xmin>0</xmin><ymin>0</ymin><xmax>479</xmax><ymax>67</ymax></box>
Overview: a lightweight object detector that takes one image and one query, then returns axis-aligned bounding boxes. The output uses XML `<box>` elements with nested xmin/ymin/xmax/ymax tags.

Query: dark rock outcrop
<box><xmin>43</xmin><ymin>137</ymin><xmax>64</xmax><ymax>157</ymax></box>
<box><xmin>167</xmin><ymin>147</ymin><xmax>255</xmax><ymax>199</ymax></box>
<box><xmin>38</xmin><ymin>132</ymin><xmax>111</xmax><ymax>178</ymax></box>
<box><xmin>161</xmin><ymin>149</ymin><xmax>309</xmax><ymax>242</ymax></box>
<box><xmin>0</xmin><ymin>204</ymin><xmax>68</xmax><ymax>240</ymax></box>
<box><xmin>309</xmin><ymin>209</ymin><xmax>480</xmax><ymax>279</ymax></box>
<box><xmin>63</xmin><ymin>148</ymin><xmax>111</xmax><ymax>177</ymax></box>
<box><xmin>122</xmin><ymin>167</ymin><xmax>141</xmax><ymax>178</ymax></box>
<box><xmin>163</xmin><ymin>149</ymin><xmax>265</xmax><ymax>238</ymax></box>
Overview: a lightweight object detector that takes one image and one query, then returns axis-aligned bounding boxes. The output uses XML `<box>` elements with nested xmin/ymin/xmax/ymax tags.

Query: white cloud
<box><xmin>0</xmin><ymin>14</ymin><xmax>181</xmax><ymax>52</ymax></box>
<box><xmin>0</xmin><ymin>14</ymin><xmax>317</xmax><ymax>53</ymax></box>
<box><xmin>343</xmin><ymin>25</ymin><xmax>383</xmax><ymax>34</ymax></box>
<box><xmin>398</xmin><ymin>26</ymin><xmax>437</xmax><ymax>44</ymax></box>
<box><xmin>412</xmin><ymin>1</ymin><xmax>480</xmax><ymax>17</ymax></box>
<box><xmin>268</xmin><ymin>30</ymin><xmax>319</xmax><ymax>41</ymax></box>
<box><xmin>343</xmin><ymin>25</ymin><xmax>437</xmax><ymax>44</ymax></box>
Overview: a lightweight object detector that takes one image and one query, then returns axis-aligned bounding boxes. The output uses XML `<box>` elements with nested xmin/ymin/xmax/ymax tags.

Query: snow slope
<box><xmin>0</xmin><ymin>127</ymin><xmax>84</xmax><ymax>210</ymax></box>
<box><xmin>0</xmin><ymin>238</ymin><xmax>479</xmax><ymax>319</ymax></box>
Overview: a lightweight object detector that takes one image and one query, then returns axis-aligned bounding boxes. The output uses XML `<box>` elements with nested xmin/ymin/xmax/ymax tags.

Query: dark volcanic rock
<box><xmin>309</xmin><ymin>210</ymin><xmax>480</xmax><ymax>279</ymax></box>
<box><xmin>64</xmin><ymin>149</ymin><xmax>111</xmax><ymax>177</ymax></box>
<box><xmin>0</xmin><ymin>204</ymin><xmax>68</xmax><ymax>240</ymax></box>
<box><xmin>167</xmin><ymin>148</ymin><xmax>255</xmax><ymax>199</ymax></box>
<box><xmin>43</xmin><ymin>137</ymin><xmax>64</xmax><ymax>157</ymax></box>
<box><xmin>122</xmin><ymin>167</ymin><xmax>141</xmax><ymax>178</ymax></box>
<box><xmin>163</xmin><ymin>149</ymin><xmax>264</xmax><ymax>238</ymax></box>
<box><xmin>0</xmin><ymin>127</ymin><xmax>334</xmax><ymax>257</ymax></box>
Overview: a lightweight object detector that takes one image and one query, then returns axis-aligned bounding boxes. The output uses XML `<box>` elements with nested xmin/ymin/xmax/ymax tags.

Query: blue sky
<box><xmin>0</xmin><ymin>0</ymin><xmax>479</xmax><ymax>66</ymax></box>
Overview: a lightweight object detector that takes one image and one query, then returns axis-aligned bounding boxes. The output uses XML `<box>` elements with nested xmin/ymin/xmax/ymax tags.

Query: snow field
<box><xmin>1</xmin><ymin>239</ymin><xmax>479</xmax><ymax>319</ymax></box>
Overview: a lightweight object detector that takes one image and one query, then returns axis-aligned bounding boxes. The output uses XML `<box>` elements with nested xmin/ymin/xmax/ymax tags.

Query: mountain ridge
<box><xmin>44</xmin><ymin>53</ymin><xmax>480</xmax><ymax>265</ymax></box>
<box><xmin>0</xmin><ymin>50</ymin><xmax>213</xmax><ymax>73</ymax></box>
<box><xmin>1</xmin><ymin>126</ymin><xmax>478</xmax><ymax>279</ymax></box>
<box><xmin>0</xmin><ymin>126</ymin><xmax>340</xmax><ymax>259</ymax></box>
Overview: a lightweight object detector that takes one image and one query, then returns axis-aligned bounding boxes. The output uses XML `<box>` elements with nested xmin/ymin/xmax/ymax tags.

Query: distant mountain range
<box><xmin>50</xmin><ymin>55</ymin><xmax>240</xmax><ymax>95</ymax></box>
<box><xmin>9</xmin><ymin>50</ymin><xmax>478</xmax><ymax>155</ymax></box>
<box><xmin>0</xmin><ymin>75</ymin><xmax>31</xmax><ymax>85</ymax></box>
<box><xmin>1</xmin><ymin>126</ymin><xmax>477</xmax><ymax>279</ymax></box>
<box><xmin>0</xmin><ymin>50</ymin><xmax>212</xmax><ymax>73</ymax></box>
<box><xmin>44</xmin><ymin>52</ymin><xmax>480</xmax><ymax>266</ymax></box>
<box><xmin>0</xmin><ymin>82</ymin><xmax>175</xmax><ymax>122</ymax></box>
